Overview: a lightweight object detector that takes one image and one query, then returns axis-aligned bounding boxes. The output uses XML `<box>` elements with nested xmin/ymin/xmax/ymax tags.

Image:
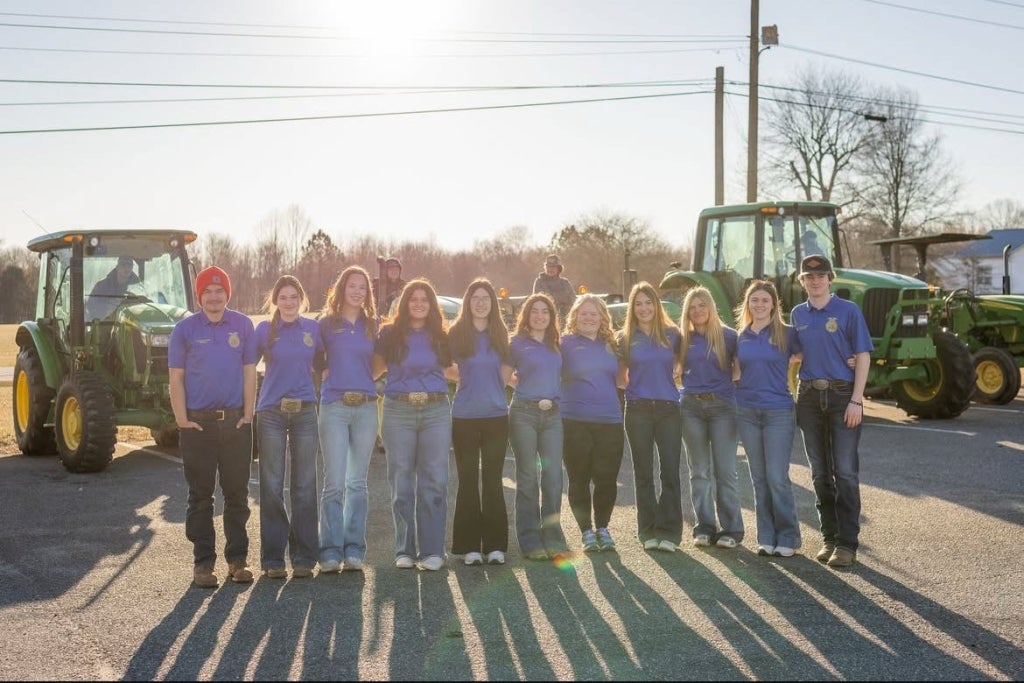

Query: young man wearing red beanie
<box><xmin>168</xmin><ymin>265</ymin><xmax>259</xmax><ymax>588</ymax></box>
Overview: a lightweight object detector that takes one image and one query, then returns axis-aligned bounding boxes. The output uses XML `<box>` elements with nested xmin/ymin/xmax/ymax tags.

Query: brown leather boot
<box><xmin>227</xmin><ymin>561</ymin><xmax>254</xmax><ymax>583</ymax></box>
<box><xmin>193</xmin><ymin>565</ymin><xmax>218</xmax><ymax>588</ymax></box>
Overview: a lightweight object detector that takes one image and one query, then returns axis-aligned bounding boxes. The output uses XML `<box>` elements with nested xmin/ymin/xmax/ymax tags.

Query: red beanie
<box><xmin>195</xmin><ymin>266</ymin><xmax>231</xmax><ymax>301</ymax></box>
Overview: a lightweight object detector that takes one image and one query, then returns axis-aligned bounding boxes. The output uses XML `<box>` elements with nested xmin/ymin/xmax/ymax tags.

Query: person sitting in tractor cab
<box><xmin>86</xmin><ymin>255</ymin><xmax>141</xmax><ymax>321</ymax></box>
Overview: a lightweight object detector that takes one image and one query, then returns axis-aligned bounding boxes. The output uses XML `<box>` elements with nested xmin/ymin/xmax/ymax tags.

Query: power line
<box><xmin>855</xmin><ymin>0</ymin><xmax>1024</xmax><ymax>30</ymax></box>
<box><xmin>0</xmin><ymin>89</ymin><xmax>711</xmax><ymax>136</ymax></box>
<box><xmin>783</xmin><ymin>44</ymin><xmax>1024</xmax><ymax>96</ymax></box>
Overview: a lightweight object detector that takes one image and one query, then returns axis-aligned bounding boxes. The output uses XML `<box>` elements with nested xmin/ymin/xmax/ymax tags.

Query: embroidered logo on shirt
<box><xmin>826</xmin><ymin>317</ymin><xmax>839</xmax><ymax>333</ymax></box>
<box><xmin>303</xmin><ymin>332</ymin><xmax>314</xmax><ymax>347</ymax></box>
<box><xmin>228</xmin><ymin>331</ymin><xmax>240</xmax><ymax>348</ymax></box>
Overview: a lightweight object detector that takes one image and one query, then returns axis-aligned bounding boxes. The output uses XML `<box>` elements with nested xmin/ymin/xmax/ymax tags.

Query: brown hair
<box><xmin>262</xmin><ymin>275</ymin><xmax>308</xmax><ymax>363</ymax></box>
<box><xmin>378</xmin><ymin>278</ymin><xmax>451</xmax><ymax>366</ymax></box>
<box><xmin>514</xmin><ymin>292</ymin><xmax>560</xmax><ymax>352</ymax></box>
<box><xmin>321</xmin><ymin>266</ymin><xmax>378</xmax><ymax>339</ymax></box>
<box><xmin>620</xmin><ymin>281</ymin><xmax>676</xmax><ymax>364</ymax></box>
<box><xmin>734</xmin><ymin>279</ymin><xmax>788</xmax><ymax>354</ymax></box>
<box><xmin>449</xmin><ymin>278</ymin><xmax>509</xmax><ymax>362</ymax></box>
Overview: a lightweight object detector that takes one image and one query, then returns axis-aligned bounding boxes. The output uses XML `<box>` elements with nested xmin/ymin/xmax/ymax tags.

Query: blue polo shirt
<box><xmin>736</xmin><ymin>325</ymin><xmax>797</xmax><ymax>409</ymax></box>
<box><xmin>616</xmin><ymin>327</ymin><xmax>681</xmax><ymax>402</ymax></box>
<box><xmin>791</xmin><ymin>295</ymin><xmax>874</xmax><ymax>381</ymax></box>
<box><xmin>680</xmin><ymin>325</ymin><xmax>737</xmax><ymax>399</ymax></box>
<box><xmin>319</xmin><ymin>315</ymin><xmax>378</xmax><ymax>404</ymax></box>
<box><xmin>169</xmin><ymin>308</ymin><xmax>258</xmax><ymax>410</ymax></box>
<box><xmin>508</xmin><ymin>334</ymin><xmax>561</xmax><ymax>403</ymax></box>
<box><xmin>253</xmin><ymin>316</ymin><xmax>321</xmax><ymax>411</ymax></box>
<box><xmin>452</xmin><ymin>330</ymin><xmax>509</xmax><ymax>420</ymax></box>
<box><xmin>561</xmin><ymin>334</ymin><xmax>622</xmax><ymax>423</ymax></box>
<box><xmin>375</xmin><ymin>328</ymin><xmax>449</xmax><ymax>396</ymax></box>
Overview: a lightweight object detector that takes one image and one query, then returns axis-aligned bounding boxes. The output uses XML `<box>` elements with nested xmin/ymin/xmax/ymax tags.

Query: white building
<box><xmin>934</xmin><ymin>229</ymin><xmax>1024</xmax><ymax>294</ymax></box>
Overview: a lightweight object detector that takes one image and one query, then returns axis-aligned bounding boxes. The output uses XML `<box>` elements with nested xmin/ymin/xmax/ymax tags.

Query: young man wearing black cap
<box><xmin>169</xmin><ymin>266</ymin><xmax>259</xmax><ymax>588</ymax></box>
<box><xmin>791</xmin><ymin>254</ymin><xmax>873</xmax><ymax>568</ymax></box>
<box><xmin>532</xmin><ymin>254</ymin><xmax>576</xmax><ymax>324</ymax></box>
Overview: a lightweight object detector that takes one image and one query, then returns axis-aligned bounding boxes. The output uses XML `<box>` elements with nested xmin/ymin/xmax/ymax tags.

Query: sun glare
<box><xmin>318</xmin><ymin>1</ymin><xmax>454</xmax><ymax>57</ymax></box>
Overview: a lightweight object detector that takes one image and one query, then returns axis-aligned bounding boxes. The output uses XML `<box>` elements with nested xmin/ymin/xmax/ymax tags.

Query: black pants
<box><xmin>562</xmin><ymin>419</ymin><xmax>624</xmax><ymax>531</ymax></box>
<box><xmin>451</xmin><ymin>416</ymin><xmax>510</xmax><ymax>554</ymax></box>
<box><xmin>180</xmin><ymin>421</ymin><xmax>253</xmax><ymax>568</ymax></box>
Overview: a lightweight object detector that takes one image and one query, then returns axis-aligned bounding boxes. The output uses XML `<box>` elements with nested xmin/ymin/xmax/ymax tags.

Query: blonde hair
<box><xmin>566</xmin><ymin>294</ymin><xmax>617</xmax><ymax>352</ymax></box>
<box><xmin>621</xmin><ymin>281</ymin><xmax>675</xmax><ymax>364</ymax></box>
<box><xmin>734</xmin><ymin>279</ymin><xmax>788</xmax><ymax>354</ymax></box>
<box><xmin>679</xmin><ymin>286</ymin><xmax>729</xmax><ymax>372</ymax></box>
<box><xmin>321</xmin><ymin>266</ymin><xmax>378</xmax><ymax>339</ymax></box>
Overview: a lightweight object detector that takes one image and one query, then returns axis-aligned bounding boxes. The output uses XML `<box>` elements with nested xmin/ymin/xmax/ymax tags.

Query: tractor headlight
<box><xmin>916</xmin><ymin>313</ymin><xmax>929</xmax><ymax>326</ymax></box>
<box><xmin>147</xmin><ymin>333</ymin><xmax>171</xmax><ymax>347</ymax></box>
<box><xmin>902</xmin><ymin>314</ymin><xmax>915</xmax><ymax>326</ymax></box>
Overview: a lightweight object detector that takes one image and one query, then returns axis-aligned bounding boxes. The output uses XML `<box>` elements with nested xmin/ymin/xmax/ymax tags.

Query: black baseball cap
<box><xmin>800</xmin><ymin>254</ymin><xmax>833</xmax><ymax>275</ymax></box>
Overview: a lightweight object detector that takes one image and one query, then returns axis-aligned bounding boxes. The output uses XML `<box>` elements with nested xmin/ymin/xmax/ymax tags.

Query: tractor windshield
<box><xmin>84</xmin><ymin>251</ymin><xmax>190</xmax><ymax>321</ymax></box>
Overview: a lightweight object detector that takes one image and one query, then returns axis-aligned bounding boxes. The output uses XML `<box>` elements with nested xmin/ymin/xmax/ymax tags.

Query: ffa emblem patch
<box><xmin>825</xmin><ymin>317</ymin><xmax>839</xmax><ymax>333</ymax></box>
<box><xmin>303</xmin><ymin>332</ymin><xmax>314</xmax><ymax>347</ymax></box>
<box><xmin>228</xmin><ymin>331</ymin><xmax>241</xmax><ymax>348</ymax></box>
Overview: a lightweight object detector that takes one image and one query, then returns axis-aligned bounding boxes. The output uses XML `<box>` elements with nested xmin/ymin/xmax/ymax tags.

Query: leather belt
<box><xmin>393</xmin><ymin>392</ymin><xmax>448</xmax><ymax>405</ymax></box>
<box><xmin>689</xmin><ymin>393</ymin><xmax>717</xmax><ymax>401</ymax></box>
<box><xmin>278</xmin><ymin>398</ymin><xmax>316</xmax><ymax>413</ymax></box>
<box><xmin>625</xmin><ymin>398</ymin><xmax>678</xmax><ymax>407</ymax></box>
<box><xmin>808</xmin><ymin>379</ymin><xmax>852</xmax><ymax>390</ymax></box>
<box><xmin>519</xmin><ymin>398</ymin><xmax>557</xmax><ymax>411</ymax></box>
<box><xmin>188</xmin><ymin>408</ymin><xmax>244</xmax><ymax>422</ymax></box>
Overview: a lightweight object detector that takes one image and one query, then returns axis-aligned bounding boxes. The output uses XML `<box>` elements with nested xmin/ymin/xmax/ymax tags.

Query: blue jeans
<box><xmin>680</xmin><ymin>395</ymin><xmax>744</xmax><ymax>541</ymax></box>
<box><xmin>625</xmin><ymin>399</ymin><xmax>683</xmax><ymax>544</ymax></box>
<box><xmin>796</xmin><ymin>385</ymin><xmax>862</xmax><ymax>551</ymax></box>
<box><xmin>179</xmin><ymin>421</ymin><xmax>252</xmax><ymax>568</ymax></box>
<box><xmin>318</xmin><ymin>399</ymin><xmax>379</xmax><ymax>564</ymax></box>
<box><xmin>737</xmin><ymin>405</ymin><xmax>801</xmax><ymax>549</ymax></box>
<box><xmin>257</xmin><ymin>405</ymin><xmax>320</xmax><ymax>570</ymax></box>
<box><xmin>508</xmin><ymin>400</ymin><xmax>567</xmax><ymax>555</ymax></box>
<box><xmin>381</xmin><ymin>397</ymin><xmax>452</xmax><ymax>560</ymax></box>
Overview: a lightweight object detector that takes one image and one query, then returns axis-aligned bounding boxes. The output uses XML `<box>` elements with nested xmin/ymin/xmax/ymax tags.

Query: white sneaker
<box><xmin>395</xmin><ymin>555</ymin><xmax>415</xmax><ymax>569</ymax></box>
<box><xmin>773</xmin><ymin>546</ymin><xmax>795</xmax><ymax>558</ymax></box>
<box><xmin>344</xmin><ymin>557</ymin><xmax>364</xmax><ymax>571</ymax></box>
<box><xmin>319</xmin><ymin>559</ymin><xmax>341</xmax><ymax>573</ymax></box>
<box><xmin>464</xmin><ymin>552</ymin><xmax>483</xmax><ymax>566</ymax></box>
<box><xmin>418</xmin><ymin>555</ymin><xmax>445</xmax><ymax>571</ymax></box>
<box><xmin>658</xmin><ymin>540</ymin><xmax>677</xmax><ymax>553</ymax></box>
<box><xmin>693</xmin><ymin>534</ymin><xmax>711</xmax><ymax>547</ymax></box>
<box><xmin>757</xmin><ymin>545</ymin><xmax>775</xmax><ymax>556</ymax></box>
<box><xmin>643</xmin><ymin>538</ymin><xmax>660</xmax><ymax>551</ymax></box>
<box><xmin>485</xmin><ymin>550</ymin><xmax>506</xmax><ymax>565</ymax></box>
<box><xmin>716</xmin><ymin>536</ymin><xmax>738</xmax><ymax>549</ymax></box>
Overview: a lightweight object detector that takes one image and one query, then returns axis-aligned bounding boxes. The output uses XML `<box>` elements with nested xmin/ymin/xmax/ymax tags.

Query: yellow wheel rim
<box><xmin>61</xmin><ymin>395</ymin><xmax>82</xmax><ymax>451</ymax></box>
<box><xmin>900</xmin><ymin>361</ymin><xmax>943</xmax><ymax>402</ymax></box>
<box><xmin>975</xmin><ymin>359</ymin><xmax>1005</xmax><ymax>395</ymax></box>
<box><xmin>15</xmin><ymin>370</ymin><xmax>29</xmax><ymax>431</ymax></box>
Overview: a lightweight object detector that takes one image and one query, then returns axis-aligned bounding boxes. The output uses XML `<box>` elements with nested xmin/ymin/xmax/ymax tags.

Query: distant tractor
<box><xmin>13</xmin><ymin>230</ymin><xmax>197</xmax><ymax>472</ymax></box>
<box><xmin>660</xmin><ymin>201</ymin><xmax>975</xmax><ymax>419</ymax></box>
<box><xmin>870</xmin><ymin>233</ymin><xmax>1024</xmax><ymax>404</ymax></box>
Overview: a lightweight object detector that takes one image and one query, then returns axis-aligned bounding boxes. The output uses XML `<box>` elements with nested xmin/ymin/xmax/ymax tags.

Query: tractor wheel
<box><xmin>150</xmin><ymin>426</ymin><xmax>179</xmax><ymax>448</ymax></box>
<box><xmin>12</xmin><ymin>347</ymin><xmax>57</xmax><ymax>455</ymax></box>
<box><xmin>973</xmin><ymin>347</ymin><xmax>1021</xmax><ymax>405</ymax></box>
<box><xmin>54</xmin><ymin>372</ymin><xmax>117</xmax><ymax>473</ymax></box>
<box><xmin>892</xmin><ymin>330</ymin><xmax>975</xmax><ymax>420</ymax></box>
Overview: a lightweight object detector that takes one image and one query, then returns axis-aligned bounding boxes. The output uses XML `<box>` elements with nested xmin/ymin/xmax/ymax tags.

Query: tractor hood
<box><xmin>833</xmin><ymin>268</ymin><xmax>931</xmax><ymax>290</ymax></box>
<box><xmin>116</xmin><ymin>302</ymin><xmax>188</xmax><ymax>334</ymax></box>
<box><xmin>977</xmin><ymin>294</ymin><xmax>1024</xmax><ymax>309</ymax></box>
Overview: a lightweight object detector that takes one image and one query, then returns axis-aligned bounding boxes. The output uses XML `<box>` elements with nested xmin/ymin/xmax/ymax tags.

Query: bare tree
<box><xmin>254</xmin><ymin>204</ymin><xmax>315</xmax><ymax>273</ymax></box>
<box><xmin>761</xmin><ymin>67</ymin><xmax>874</xmax><ymax>205</ymax></box>
<box><xmin>973</xmin><ymin>198</ymin><xmax>1024</xmax><ymax>231</ymax></box>
<box><xmin>853</xmin><ymin>87</ymin><xmax>960</xmax><ymax>271</ymax></box>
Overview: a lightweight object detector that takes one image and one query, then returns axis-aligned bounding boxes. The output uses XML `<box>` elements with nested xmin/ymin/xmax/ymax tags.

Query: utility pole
<box><xmin>747</xmin><ymin>1</ymin><xmax>777</xmax><ymax>203</ymax></box>
<box><xmin>715</xmin><ymin>66</ymin><xmax>724</xmax><ymax>206</ymax></box>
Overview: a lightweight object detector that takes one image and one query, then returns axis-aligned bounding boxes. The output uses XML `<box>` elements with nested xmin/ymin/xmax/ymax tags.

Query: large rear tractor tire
<box><xmin>972</xmin><ymin>347</ymin><xmax>1021</xmax><ymax>405</ymax></box>
<box><xmin>12</xmin><ymin>347</ymin><xmax>57</xmax><ymax>455</ymax></box>
<box><xmin>892</xmin><ymin>330</ymin><xmax>975</xmax><ymax>420</ymax></box>
<box><xmin>54</xmin><ymin>372</ymin><xmax>117</xmax><ymax>473</ymax></box>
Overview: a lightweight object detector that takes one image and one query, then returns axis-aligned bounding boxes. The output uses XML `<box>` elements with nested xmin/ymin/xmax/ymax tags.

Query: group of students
<box><xmin>168</xmin><ymin>252</ymin><xmax>872</xmax><ymax>588</ymax></box>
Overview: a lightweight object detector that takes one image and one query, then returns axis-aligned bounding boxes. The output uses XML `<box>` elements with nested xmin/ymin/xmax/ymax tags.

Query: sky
<box><xmin>0</xmin><ymin>0</ymin><xmax>1021</xmax><ymax>256</ymax></box>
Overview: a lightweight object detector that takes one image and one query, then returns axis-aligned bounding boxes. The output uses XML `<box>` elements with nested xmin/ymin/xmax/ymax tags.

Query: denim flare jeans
<box><xmin>680</xmin><ymin>395</ymin><xmax>744</xmax><ymax>542</ymax></box>
<box><xmin>736</xmin><ymin>404</ymin><xmax>801</xmax><ymax>550</ymax></box>
<box><xmin>625</xmin><ymin>399</ymin><xmax>683</xmax><ymax>544</ymax></box>
<box><xmin>508</xmin><ymin>399</ymin><xmax>567</xmax><ymax>556</ymax></box>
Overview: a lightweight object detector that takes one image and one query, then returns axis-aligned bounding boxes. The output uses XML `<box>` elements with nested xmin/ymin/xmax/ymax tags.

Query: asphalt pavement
<box><xmin>0</xmin><ymin>393</ymin><xmax>1022</xmax><ymax>681</ymax></box>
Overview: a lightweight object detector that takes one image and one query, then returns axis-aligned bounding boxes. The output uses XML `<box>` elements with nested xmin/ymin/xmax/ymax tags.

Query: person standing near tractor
<box><xmin>791</xmin><ymin>254</ymin><xmax>873</xmax><ymax>569</ymax></box>
<box><xmin>169</xmin><ymin>266</ymin><xmax>258</xmax><ymax>588</ymax></box>
<box><xmin>532</xmin><ymin>254</ymin><xmax>575</xmax><ymax>327</ymax></box>
<box><xmin>373</xmin><ymin>256</ymin><xmax>407</xmax><ymax>317</ymax></box>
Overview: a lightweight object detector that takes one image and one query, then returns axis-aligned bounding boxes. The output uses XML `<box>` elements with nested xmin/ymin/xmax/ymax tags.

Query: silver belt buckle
<box><xmin>810</xmin><ymin>379</ymin><xmax>830</xmax><ymax>391</ymax></box>
<box><xmin>280</xmin><ymin>398</ymin><xmax>302</xmax><ymax>413</ymax></box>
<box><xmin>537</xmin><ymin>399</ymin><xmax>553</xmax><ymax>411</ymax></box>
<box><xmin>408</xmin><ymin>392</ymin><xmax>428</xmax><ymax>406</ymax></box>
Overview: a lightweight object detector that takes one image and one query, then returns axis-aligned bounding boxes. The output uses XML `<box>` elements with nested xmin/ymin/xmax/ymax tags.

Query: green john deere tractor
<box><xmin>660</xmin><ymin>201</ymin><xmax>975</xmax><ymax>419</ymax></box>
<box><xmin>870</xmin><ymin>232</ymin><xmax>1023</xmax><ymax>404</ymax></box>
<box><xmin>13</xmin><ymin>229</ymin><xmax>197</xmax><ymax>472</ymax></box>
